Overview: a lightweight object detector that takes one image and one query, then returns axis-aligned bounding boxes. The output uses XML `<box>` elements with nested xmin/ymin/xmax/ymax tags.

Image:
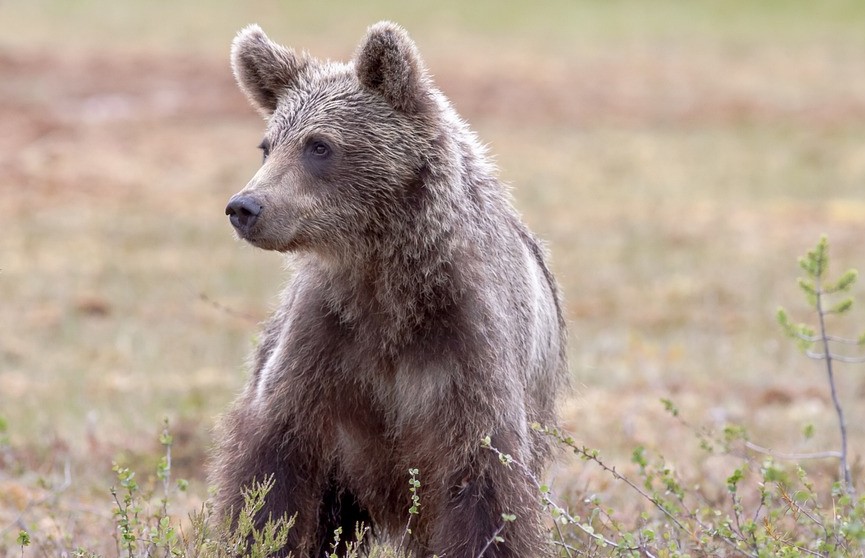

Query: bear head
<box><xmin>225</xmin><ymin>22</ymin><xmax>442</xmax><ymax>256</ymax></box>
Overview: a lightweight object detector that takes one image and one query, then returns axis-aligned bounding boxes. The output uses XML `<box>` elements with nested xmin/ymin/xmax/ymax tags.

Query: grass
<box><xmin>2</xmin><ymin>0</ymin><xmax>865</xmax><ymax>554</ymax></box>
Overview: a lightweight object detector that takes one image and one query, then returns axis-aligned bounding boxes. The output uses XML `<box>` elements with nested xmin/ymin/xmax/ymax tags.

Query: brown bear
<box><xmin>212</xmin><ymin>21</ymin><xmax>567</xmax><ymax>558</ymax></box>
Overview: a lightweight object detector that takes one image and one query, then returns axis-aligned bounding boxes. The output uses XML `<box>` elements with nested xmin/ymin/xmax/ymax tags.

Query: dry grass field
<box><xmin>2</xmin><ymin>0</ymin><xmax>865</xmax><ymax>554</ymax></box>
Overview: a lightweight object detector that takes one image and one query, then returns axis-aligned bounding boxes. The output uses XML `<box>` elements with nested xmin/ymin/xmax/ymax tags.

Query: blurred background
<box><xmin>2</xmin><ymin>0</ymin><xmax>865</xmax><ymax>551</ymax></box>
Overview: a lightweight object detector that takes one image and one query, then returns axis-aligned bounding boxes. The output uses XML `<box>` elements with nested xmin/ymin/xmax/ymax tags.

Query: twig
<box><xmin>793</xmin><ymin>332</ymin><xmax>864</xmax><ymax>345</ymax></box>
<box><xmin>804</xmin><ymin>351</ymin><xmax>865</xmax><ymax>364</ymax></box>
<box><xmin>477</xmin><ymin>522</ymin><xmax>505</xmax><ymax>558</ymax></box>
<box><xmin>549</xmin><ymin>508</ymin><xmax>574</xmax><ymax>558</ymax></box>
<box><xmin>772</xmin><ymin>488</ymin><xmax>830</xmax><ymax>558</ymax></box>
<box><xmin>744</xmin><ymin>441</ymin><xmax>842</xmax><ymax>461</ymax></box>
<box><xmin>550</xmin><ymin>539</ymin><xmax>586</xmax><ymax>557</ymax></box>
<box><xmin>482</xmin><ymin>440</ymin><xmax>626</xmax><ymax>554</ymax></box>
<box><xmin>814</xmin><ymin>275</ymin><xmax>854</xmax><ymax>496</ymax></box>
<box><xmin>569</xmin><ymin>446</ymin><xmax>689</xmax><ymax>534</ymax></box>
<box><xmin>540</xmin><ymin>427</ymin><xmax>755</xmax><ymax>558</ymax></box>
<box><xmin>197</xmin><ymin>291</ymin><xmax>259</xmax><ymax>323</ymax></box>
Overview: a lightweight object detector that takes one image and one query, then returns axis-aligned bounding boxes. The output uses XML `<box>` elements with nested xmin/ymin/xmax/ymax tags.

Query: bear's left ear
<box><xmin>354</xmin><ymin>21</ymin><xmax>431</xmax><ymax>114</ymax></box>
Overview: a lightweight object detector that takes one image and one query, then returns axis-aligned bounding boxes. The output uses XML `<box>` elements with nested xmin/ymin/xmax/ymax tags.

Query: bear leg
<box><xmin>313</xmin><ymin>479</ymin><xmax>373</xmax><ymax>556</ymax></box>
<box><xmin>427</xmin><ymin>465</ymin><xmax>545</xmax><ymax>558</ymax></box>
<box><xmin>211</xmin><ymin>412</ymin><xmax>324</xmax><ymax>556</ymax></box>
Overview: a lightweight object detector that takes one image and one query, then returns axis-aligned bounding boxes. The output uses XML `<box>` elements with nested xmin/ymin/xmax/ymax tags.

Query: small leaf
<box><xmin>826</xmin><ymin>268</ymin><xmax>858</xmax><ymax>293</ymax></box>
<box><xmin>660</xmin><ymin>398</ymin><xmax>678</xmax><ymax>417</ymax></box>
<box><xmin>798</xmin><ymin>256</ymin><xmax>816</xmax><ymax>277</ymax></box>
<box><xmin>797</xmin><ymin>277</ymin><xmax>817</xmax><ymax>297</ymax></box>
<box><xmin>776</xmin><ymin>307</ymin><xmax>799</xmax><ymax>339</ymax></box>
<box><xmin>631</xmin><ymin>446</ymin><xmax>648</xmax><ymax>468</ymax></box>
<box><xmin>829</xmin><ymin>297</ymin><xmax>853</xmax><ymax>314</ymax></box>
<box><xmin>726</xmin><ymin>468</ymin><xmax>744</xmax><ymax>492</ymax></box>
<box><xmin>800</xmin><ymin>236</ymin><xmax>830</xmax><ymax>279</ymax></box>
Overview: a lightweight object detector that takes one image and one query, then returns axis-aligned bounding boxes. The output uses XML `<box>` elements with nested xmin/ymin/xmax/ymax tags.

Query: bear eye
<box><xmin>306</xmin><ymin>139</ymin><xmax>331</xmax><ymax>159</ymax></box>
<box><xmin>301</xmin><ymin>137</ymin><xmax>336</xmax><ymax>178</ymax></box>
<box><xmin>258</xmin><ymin>139</ymin><xmax>271</xmax><ymax>163</ymax></box>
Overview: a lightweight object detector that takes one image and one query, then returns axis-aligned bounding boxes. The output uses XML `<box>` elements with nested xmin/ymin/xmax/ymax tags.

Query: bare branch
<box><xmin>814</xmin><ymin>267</ymin><xmax>855</xmax><ymax>495</ymax></box>
<box><xmin>477</xmin><ymin>521</ymin><xmax>506</xmax><ymax>558</ymax></box>
<box><xmin>831</xmin><ymin>354</ymin><xmax>865</xmax><ymax>364</ymax></box>
<box><xmin>197</xmin><ymin>291</ymin><xmax>259</xmax><ymax>323</ymax></box>
<box><xmin>808</xmin><ymin>350</ymin><xmax>865</xmax><ymax>363</ymax></box>
<box><xmin>793</xmin><ymin>332</ymin><xmax>864</xmax><ymax>345</ymax></box>
<box><xmin>744</xmin><ymin>441</ymin><xmax>842</xmax><ymax>461</ymax></box>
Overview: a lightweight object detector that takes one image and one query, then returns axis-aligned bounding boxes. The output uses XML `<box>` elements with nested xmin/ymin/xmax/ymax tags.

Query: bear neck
<box><xmin>313</xmin><ymin>127</ymin><xmax>491</xmax><ymax>349</ymax></box>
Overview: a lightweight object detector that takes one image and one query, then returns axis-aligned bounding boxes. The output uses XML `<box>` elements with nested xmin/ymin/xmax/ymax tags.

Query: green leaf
<box><xmin>776</xmin><ymin>307</ymin><xmax>797</xmax><ymax>337</ymax></box>
<box><xmin>726</xmin><ymin>468</ymin><xmax>744</xmax><ymax>493</ymax></box>
<box><xmin>829</xmin><ymin>297</ymin><xmax>853</xmax><ymax>314</ymax></box>
<box><xmin>805</xmin><ymin>235</ymin><xmax>830</xmax><ymax>279</ymax></box>
<box><xmin>797</xmin><ymin>277</ymin><xmax>817</xmax><ymax>297</ymax></box>
<box><xmin>798</xmin><ymin>256</ymin><xmax>816</xmax><ymax>277</ymax></box>
<box><xmin>631</xmin><ymin>446</ymin><xmax>648</xmax><ymax>468</ymax></box>
<box><xmin>826</xmin><ymin>268</ymin><xmax>858</xmax><ymax>293</ymax></box>
<box><xmin>660</xmin><ymin>398</ymin><xmax>679</xmax><ymax>417</ymax></box>
<box><xmin>761</xmin><ymin>460</ymin><xmax>788</xmax><ymax>484</ymax></box>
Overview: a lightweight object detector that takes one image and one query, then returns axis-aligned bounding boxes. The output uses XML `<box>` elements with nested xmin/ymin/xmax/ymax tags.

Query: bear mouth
<box><xmin>237</xmin><ymin>222</ymin><xmax>307</xmax><ymax>253</ymax></box>
<box><xmin>230</xmin><ymin>204</ymin><xmax>322</xmax><ymax>253</ymax></box>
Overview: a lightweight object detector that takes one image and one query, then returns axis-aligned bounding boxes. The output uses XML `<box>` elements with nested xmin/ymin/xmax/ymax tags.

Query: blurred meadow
<box><xmin>2</xmin><ymin>0</ymin><xmax>865</xmax><ymax>553</ymax></box>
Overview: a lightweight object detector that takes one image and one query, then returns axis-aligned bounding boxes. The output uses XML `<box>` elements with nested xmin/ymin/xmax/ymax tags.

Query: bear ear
<box><xmin>354</xmin><ymin>21</ymin><xmax>430</xmax><ymax>114</ymax></box>
<box><xmin>231</xmin><ymin>24</ymin><xmax>307</xmax><ymax>117</ymax></box>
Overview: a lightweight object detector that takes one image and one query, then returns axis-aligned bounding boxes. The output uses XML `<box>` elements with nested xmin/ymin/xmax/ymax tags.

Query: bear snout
<box><xmin>225</xmin><ymin>195</ymin><xmax>263</xmax><ymax>235</ymax></box>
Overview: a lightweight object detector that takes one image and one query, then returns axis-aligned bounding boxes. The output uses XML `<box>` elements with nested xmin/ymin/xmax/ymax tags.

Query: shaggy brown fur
<box><xmin>213</xmin><ymin>21</ymin><xmax>568</xmax><ymax>558</ymax></box>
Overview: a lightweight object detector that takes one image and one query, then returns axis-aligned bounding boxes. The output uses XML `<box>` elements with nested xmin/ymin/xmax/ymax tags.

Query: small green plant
<box><xmin>107</xmin><ymin>418</ymin><xmax>191</xmax><ymax>557</ymax></box>
<box><xmin>83</xmin><ymin>421</ymin><xmax>293</xmax><ymax>558</ymax></box>
<box><xmin>396</xmin><ymin>468</ymin><xmax>422</xmax><ymax>555</ymax></box>
<box><xmin>184</xmin><ymin>475</ymin><xmax>294</xmax><ymax>558</ymax></box>
<box><xmin>777</xmin><ymin>235</ymin><xmax>865</xmax><ymax>495</ymax></box>
<box><xmin>476</xmin><ymin>236</ymin><xmax>865</xmax><ymax>557</ymax></box>
<box><xmin>327</xmin><ymin>523</ymin><xmax>370</xmax><ymax>558</ymax></box>
<box><xmin>0</xmin><ymin>415</ymin><xmax>9</xmax><ymax>447</ymax></box>
<box><xmin>16</xmin><ymin>530</ymin><xmax>30</xmax><ymax>557</ymax></box>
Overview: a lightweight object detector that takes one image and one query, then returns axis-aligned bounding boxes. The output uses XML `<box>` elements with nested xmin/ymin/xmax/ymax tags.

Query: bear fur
<box><xmin>212</xmin><ymin>21</ymin><xmax>567</xmax><ymax>558</ymax></box>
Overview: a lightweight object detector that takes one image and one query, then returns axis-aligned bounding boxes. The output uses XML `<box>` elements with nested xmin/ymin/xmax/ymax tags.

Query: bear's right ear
<box><xmin>231</xmin><ymin>24</ymin><xmax>307</xmax><ymax>117</ymax></box>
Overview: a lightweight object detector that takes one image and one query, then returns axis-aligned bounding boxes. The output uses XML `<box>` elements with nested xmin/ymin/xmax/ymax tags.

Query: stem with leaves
<box><xmin>777</xmin><ymin>235</ymin><xmax>865</xmax><ymax>496</ymax></box>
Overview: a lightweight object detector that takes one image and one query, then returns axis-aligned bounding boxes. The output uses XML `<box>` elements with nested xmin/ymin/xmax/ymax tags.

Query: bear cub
<box><xmin>213</xmin><ymin>21</ymin><xmax>567</xmax><ymax>558</ymax></box>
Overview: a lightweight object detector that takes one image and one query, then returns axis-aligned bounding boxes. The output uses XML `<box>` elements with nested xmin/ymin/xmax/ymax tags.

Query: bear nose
<box><xmin>225</xmin><ymin>195</ymin><xmax>263</xmax><ymax>233</ymax></box>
